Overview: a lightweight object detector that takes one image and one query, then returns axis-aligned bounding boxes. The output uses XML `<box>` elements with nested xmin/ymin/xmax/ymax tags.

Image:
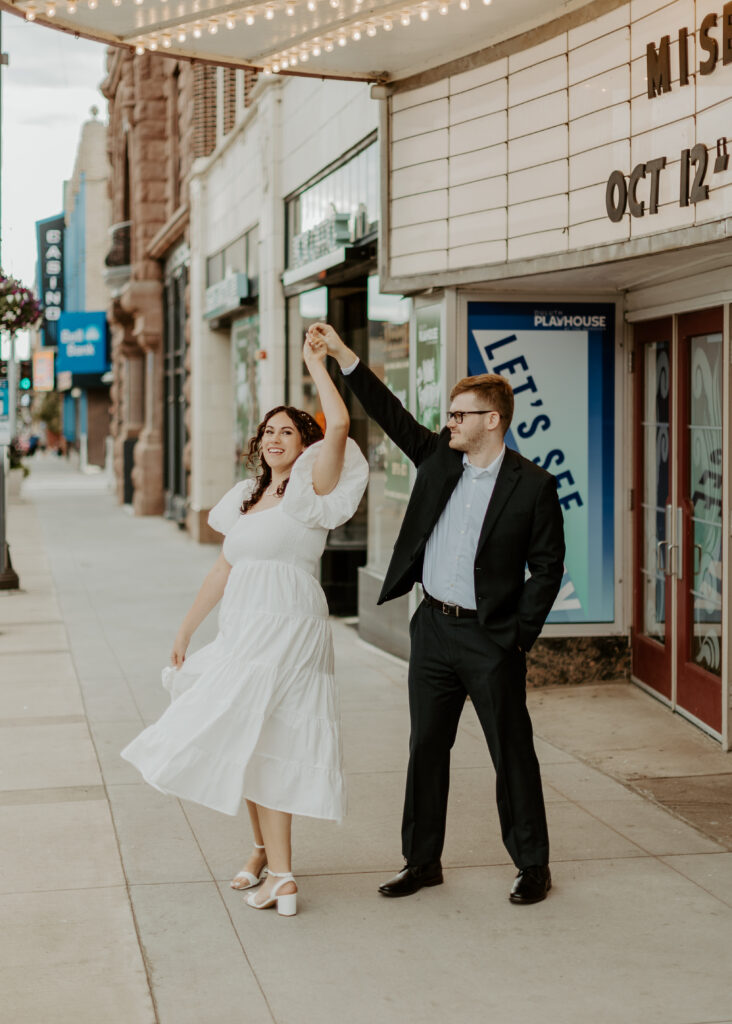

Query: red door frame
<box><xmin>632</xmin><ymin>318</ymin><xmax>673</xmax><ymax>699</ymax></box>
<box><xmin>675</xmin><ymin>308</ymin><xmax>723</xmax><ymax>733</ymax></box>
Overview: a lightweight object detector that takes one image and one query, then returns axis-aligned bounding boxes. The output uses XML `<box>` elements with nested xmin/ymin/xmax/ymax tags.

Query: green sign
<box><xmin>415</xmin><ymin>304</ymin><xmax>442</xmax><ymax>431</ymax></box>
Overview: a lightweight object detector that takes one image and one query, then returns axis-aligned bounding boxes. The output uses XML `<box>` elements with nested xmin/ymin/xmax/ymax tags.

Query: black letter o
<box><xmin>606</xmin><ymin>171</ymin><xmax>627</xmax><ymax>223</ymax></box>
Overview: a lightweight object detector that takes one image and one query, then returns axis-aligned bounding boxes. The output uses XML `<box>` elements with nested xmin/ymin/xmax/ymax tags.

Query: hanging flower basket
<box><xmin>0</xmin><ymin>270</ymin><xmax>42</xmax><ymax>336</ymax></box>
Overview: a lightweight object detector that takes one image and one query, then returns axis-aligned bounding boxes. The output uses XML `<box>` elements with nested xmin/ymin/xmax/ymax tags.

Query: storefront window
<box><xmin>366</xmin><ymin>275</ymin><xmax>410</xmax><ymax>576</ymax></box>
<box><xmin>285</xmin><ymin>139</ymin><xmax>378</xmax><ymax>269</ymax></box>
<box><xmin>232</xmin><ymin>313</ymin><xmax>261</xmax><ymax>478</ymax></box>
<box><xmin>206</xmin><ymin>225</ymin><xmax>259</xmax><ymax>292</ymax></box>
<box><xmin>287</xmin><ymin>287</ymin><xmax>328</xmax><ymax>422</ymax></box>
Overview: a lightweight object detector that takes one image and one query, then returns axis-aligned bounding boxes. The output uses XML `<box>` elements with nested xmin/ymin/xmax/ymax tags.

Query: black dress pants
<box><xmin>402</xmin><ymin>601</ymin><xmax>549</xmax><ymax>869</ymax></box>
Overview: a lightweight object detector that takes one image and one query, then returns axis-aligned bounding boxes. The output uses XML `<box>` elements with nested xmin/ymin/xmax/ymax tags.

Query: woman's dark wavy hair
<box><xmin>240</xmin><ymin>406</ymin><xmax>324</xmax><ymax>514</ymax></box>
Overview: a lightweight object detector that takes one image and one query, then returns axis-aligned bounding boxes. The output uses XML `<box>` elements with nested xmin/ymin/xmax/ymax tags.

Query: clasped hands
<box><xmin>303</xmin><ymin>323</ymin><xmax>346</xmax><ymax>367</ymax></box>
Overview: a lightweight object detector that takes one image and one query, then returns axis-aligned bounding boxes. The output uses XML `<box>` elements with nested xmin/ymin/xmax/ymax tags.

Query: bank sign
<box><xmin>56</xmin><ymin>312</ymin><xmax>110</xmax><ymax>376</ymax></box>
<box><xmin>468</xmin><ymin>301</ymin><xmax>615</xmax><ymax>625</ymax></box>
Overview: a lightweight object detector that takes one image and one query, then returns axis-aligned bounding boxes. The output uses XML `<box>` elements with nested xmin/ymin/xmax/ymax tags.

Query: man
<box><xmin>313</xmin><ymin>322</ymin><xmax>565</xmax><ymax>905</ymax></box>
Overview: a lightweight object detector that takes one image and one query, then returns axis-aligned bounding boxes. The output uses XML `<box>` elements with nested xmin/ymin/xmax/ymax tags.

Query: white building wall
<box><xmin>189</xmin><ymin>75</ymin><xmax>375</xmax><ymax>516</ymax></box>
<box><xmin>64</xmin><ymin>118</ymin><xmax>111</xmax><ymax>310</ymax></box>
<box><xmin>280</xmin><ymin>78</ymin><xmax>376</xmax><ymax>197</ymax></box>
<box><xmin>387</xmin><ymin>0</ymin><xmax>732</xmax><ymax>282</ymax></box>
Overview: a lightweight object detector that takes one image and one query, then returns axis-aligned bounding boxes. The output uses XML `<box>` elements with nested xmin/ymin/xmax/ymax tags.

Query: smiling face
<box><xmin>260</xmin><ymin>411</ymin><xmax>305</xmax><ymax>474</ymax></box>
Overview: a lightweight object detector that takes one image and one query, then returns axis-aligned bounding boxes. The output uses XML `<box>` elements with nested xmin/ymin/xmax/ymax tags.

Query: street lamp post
<box><xmin>0</xmin><ymin>11</ymin><xmax>20</xmax><ymax>590</ymax></box>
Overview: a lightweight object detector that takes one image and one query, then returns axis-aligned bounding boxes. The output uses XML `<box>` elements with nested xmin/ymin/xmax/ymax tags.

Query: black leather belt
<box><xmin>422</xmin><ymin>589</ymin><xmax>478</xmax><ymax>619</ymax></box>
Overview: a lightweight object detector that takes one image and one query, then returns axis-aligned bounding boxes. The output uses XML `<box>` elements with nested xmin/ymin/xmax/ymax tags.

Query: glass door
<box><xmin>633</xmin><ymin>319</ymin><xmax>672</xmax><ymax>698</ymax></box>
<box><xmin>163</xmin><ymin>263</ymin><xmax>188</xmax><ymax>523</ymax></box>
<box><xmin>632</xmin><ymin>310</ymin><xmax>724</xmax><ymax>735</ymax></box>
<box><xmin>676</xmin><ymin>311</ymin><xmax>723</xmax><ymax>732</ymax></box>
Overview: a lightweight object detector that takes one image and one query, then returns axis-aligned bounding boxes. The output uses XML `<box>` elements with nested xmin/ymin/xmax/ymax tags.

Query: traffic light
<box><xmin>19</xmin><ymin>361</ymin><xmax>32</xmax><ymax>391</ymax></box>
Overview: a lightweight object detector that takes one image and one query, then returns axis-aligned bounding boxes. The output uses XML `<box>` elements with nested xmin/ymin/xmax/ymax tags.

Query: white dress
<box><xmin>121</xmin><ymin>439</ymin><xmax>369</xmax><ymax>821</ymax></box>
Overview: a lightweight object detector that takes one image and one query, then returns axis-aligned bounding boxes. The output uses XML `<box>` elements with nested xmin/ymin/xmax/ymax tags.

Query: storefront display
<box><xmin>468</xmin><ymin>301</ymin><xmax>616</xmax><ymax>626</ymax></box>
<box><xmin>233</xmin><ymin>313</ymin><xmax>261</xmax><ymax>475</ymax></box>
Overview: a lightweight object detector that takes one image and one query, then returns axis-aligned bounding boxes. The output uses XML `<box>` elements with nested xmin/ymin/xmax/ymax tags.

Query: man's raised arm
<box><xmin>310</xmin><ymin>323</ymin><xmax>439</xmax><ymax>467</ymax></box>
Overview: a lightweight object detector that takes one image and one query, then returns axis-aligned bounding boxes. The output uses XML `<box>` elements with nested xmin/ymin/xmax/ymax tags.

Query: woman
<box><xmin>121</xmin><ymin>331</ymin><xmax>369</xmax><ymax>917</ymax></box>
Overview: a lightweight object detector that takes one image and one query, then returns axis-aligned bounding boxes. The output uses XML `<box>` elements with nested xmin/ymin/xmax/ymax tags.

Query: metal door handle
<box><xmin>693</xmin><ymin>544</ymin><xmax>703</xmax><ymax>576</ymax></box>
<box><xmin>656</xmin><ymin>540</ymin><xmax>669</xmax><ymax>573</ymax></box>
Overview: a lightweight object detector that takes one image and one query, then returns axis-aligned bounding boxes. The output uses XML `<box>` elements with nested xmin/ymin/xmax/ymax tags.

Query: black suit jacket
<box><xmin>344</xmin><ymin>361</ymin><xmax>566</xmax><ymax>652</ymax></box>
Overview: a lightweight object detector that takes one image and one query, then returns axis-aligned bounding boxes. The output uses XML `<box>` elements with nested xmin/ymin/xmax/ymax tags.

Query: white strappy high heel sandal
<box><xmin>245</xmin><ymin>870</ymin><xmax>298</xmax><ymax>916</ymax></box>
<box><xmin>230</xmin><ymin>842</ymin><xmax>268</xmax><ymax>890</ymax></box>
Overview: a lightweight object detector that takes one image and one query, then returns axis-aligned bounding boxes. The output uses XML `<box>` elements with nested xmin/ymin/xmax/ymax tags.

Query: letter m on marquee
<box><xmin>646</xmin><ymin>36</ymin><xmax>672</xmax><ymax>98</ymax></box>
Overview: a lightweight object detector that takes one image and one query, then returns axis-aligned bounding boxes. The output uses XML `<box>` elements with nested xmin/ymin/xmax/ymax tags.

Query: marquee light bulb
<box><xmin>352</xmin><ymin>26</ymin><xmax>361</xmax><ymax>39</ymax></box>
<box><xmin>133</xmin><ymin>0</ymin><xmax>143</xmax><ymax>5</ymax></box>
<box><xmin>265</xmin><ymin>5</ymin><xmax>275</xmax><ymax>17</ymax></box>
<box><xmin>312</xmin><ymin>42</ymin><xmax>321</xmax><ymax>54</ymax></box>
<box><xmin>177</xmin><ymin>28</ymin><xmax>187</xmax><ymax>40</ymax></box>
<box><xmin>382</xmin><ymin>16</ymin><xmax>393</xmax><ymax>29</ymax></box>
<box><xmin>337</xmin><ymin>32</ymin><xmax>347</xmax><ymax>45</ymax></box>
<box><xmin>46</xmin><ymin>3</ymin><xmax>57</xmax><ymax>16</ymax></box>
<box><xmin>329</xmin><ymin>0</ymin><xmax>339</xmax><ymax>8</ymax></box>
<box><xmin>281</xmin><ymin>57</ymin><xmax>289</xmax><ymax>68</ymax></box>
<box><xmin>149</xmin><ymin>38</ymin><xmax>159</xmax><ymax>49</ymax></box>
<box><xmin>439</xmin><ymin>2</ymin><xmax>448</xmax><ymax>12</ymax></box>
<box><xmin>400</xmin><ymin>11</ymin><xmax>411</xmax><ymax>25</ymax></box>
<box><xmin>87</xmin><ymin>0</ymin><xmax>97</xmax><ymax>9</ymax></box>
<box><xmin>67</xmin><ymin>0</ymin><xmax>77</xmax><ymax>11</ymax></box>
<box><xmin>162</xmin><ymin>33</ymin><xmax>172</xmax><ymax>46</ymax></box>
<box><xmin>286</xmin><ymin>2</ymin><xmax>295</xmax><ymax>14</ymax></box>
<box><xmin>25</xmin><ymin>4</ymin><xmax>36</xmax><ymax>18</ymax></box>
<box><xmin>112</xmin><ymin>0</ymin><xmax>121</xmax><ymax>6</ymax></box>
<box><xmin>192</xmin><ymin>23</ymin><xmax>203</xmax><ymax>37</ymax></box>
<box><xmin>245</xmin><ymin>10</ymin><xmax>255</xmax><ymax>23</ymax></box>
<box><xmin>135</xmin><ymin>44</ymin><xmax>145</xmax><ymax>54</ymax></box>
<box><xmin>482</xmin><ymin>0</ymin><xmax>491</xmax><ymax>4</ymax></box>
<box><xmin>324</xmin><ymin>37</ymin><xmax>334</xmax><ymax>50</ymax></box>
<box><xmin>225</xmin><ymin>14</ymin><xmax>236</xmax><ymax>27</ymax></box>
<box><xmin>272</xmin><ymin>60</ymin><xmax>281</xmax><ymax>71</ymax></box>
<box><xmin>419</xmin><ymin>7</ymin><xmax>428</xmax><ymax>19</ymax></box>
<box><xmin>459</xmin><ymin>0</ymin><xmax>469</xmax><ymax>9</ymax></box>
<box><xmin>307</xmin><ymin>0</ymin><xmax>316</xmax><ymax>8</ymax></box>
<box><xmin>208</xmin><ymin>19</ymin><xmax>218</xmax><ymax>32</ymax></box>
<box><xmin>366</xmin><ymin>21</ymin><xmax>376</xmax><ymax>35</ymax></box>
<box><xmin>300</xmin><ymin>48</ymin><xmax>309</xmax><ymax>60</ymax></box>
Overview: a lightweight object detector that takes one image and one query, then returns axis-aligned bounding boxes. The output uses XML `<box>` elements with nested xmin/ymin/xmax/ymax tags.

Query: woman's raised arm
<box><xmin>303</xmin><ymin>329</ymin><xmax>350</xmax><ymax>496</ymax></box>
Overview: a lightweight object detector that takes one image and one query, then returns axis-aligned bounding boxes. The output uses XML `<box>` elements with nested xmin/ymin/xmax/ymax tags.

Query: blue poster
<box><xmin>468</xmin><ymin>301</ymin><xmax>615</xmax><ymax>624</ymax></box>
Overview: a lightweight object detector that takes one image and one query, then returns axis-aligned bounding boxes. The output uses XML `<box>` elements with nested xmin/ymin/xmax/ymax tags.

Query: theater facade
<box><xmin>368</xmin><ymin>0</ymin><xmax>732</xmax><ymax>747</ymax></box>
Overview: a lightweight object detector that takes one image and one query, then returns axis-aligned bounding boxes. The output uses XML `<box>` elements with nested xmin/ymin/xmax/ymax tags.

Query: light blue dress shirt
<box><xmin>423</xmin><ymin>448</ymin><xmax>505</xmax><ymax>608</ymax></box>
<box><xmin>341</xmin><ymin>357</ymin><xmax>505</xmax><ymax>609</ymax></box>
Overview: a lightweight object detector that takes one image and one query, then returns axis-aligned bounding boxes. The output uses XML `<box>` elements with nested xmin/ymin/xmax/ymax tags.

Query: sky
<box><xmin>1</xmin><ymin>13</ymin><xmax>107</xmax><ymax>356</ymax></box>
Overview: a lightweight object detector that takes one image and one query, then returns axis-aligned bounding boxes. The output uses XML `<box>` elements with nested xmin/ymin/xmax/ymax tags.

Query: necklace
<box><xmin>264</xmin><ymin>482</ymin><xmax>285</xmax><ymax>497</ymax></box>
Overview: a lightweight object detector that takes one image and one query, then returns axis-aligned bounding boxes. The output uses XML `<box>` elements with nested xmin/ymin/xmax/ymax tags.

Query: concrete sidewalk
<box><xmin>2</xmin><ymin>453</ymin><xmax>731</xmax><ymax>1024</ymax></box>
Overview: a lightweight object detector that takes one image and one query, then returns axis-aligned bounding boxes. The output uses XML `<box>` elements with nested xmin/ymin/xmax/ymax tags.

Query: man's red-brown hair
<box><xmin>450</xmin><ymin>374</ymin><xmax>514</xmax><ymax>435</ymax></box>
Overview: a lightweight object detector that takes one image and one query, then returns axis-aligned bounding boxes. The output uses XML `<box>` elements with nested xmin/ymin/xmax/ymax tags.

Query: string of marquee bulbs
<box><xmin>19</xmin><ymin>0</ymin><xmax>493</xmax><ymax>73</ymax></box>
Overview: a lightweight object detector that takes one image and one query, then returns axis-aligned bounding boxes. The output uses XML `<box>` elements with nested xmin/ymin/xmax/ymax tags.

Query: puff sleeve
<box><xmin>281</xmin><ymin>438</ymin><xmax>369</xmax><ymax>530</ymax></box>
<box><xmin>207</xmin><ymin>479</ymin><xmax>255</xmax><ymax>535</ymax></box>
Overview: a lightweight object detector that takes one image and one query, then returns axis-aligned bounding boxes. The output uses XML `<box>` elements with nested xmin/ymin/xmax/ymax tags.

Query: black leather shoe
<box><xmin>509</xmin><ymin>865</ymin><xmax>552</xmax><ymax>904</ymax></box>
<box><xmin>378</xmin><ymin>861</ymin><xmax>443</xmax><ymax>897</ymax></box>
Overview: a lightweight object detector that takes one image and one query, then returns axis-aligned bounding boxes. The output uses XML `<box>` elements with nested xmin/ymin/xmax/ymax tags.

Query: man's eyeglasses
<box><xmin>447</xmin><ymin>410</ymin><xmax>499</xmax><ymax>425</ymax></box>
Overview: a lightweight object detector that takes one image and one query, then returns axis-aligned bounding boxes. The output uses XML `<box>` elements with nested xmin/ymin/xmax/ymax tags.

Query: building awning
<box><xmin>0</xmin><ymin>0</ymin><xmax>600</xmax><ymax>84</ymax></box>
